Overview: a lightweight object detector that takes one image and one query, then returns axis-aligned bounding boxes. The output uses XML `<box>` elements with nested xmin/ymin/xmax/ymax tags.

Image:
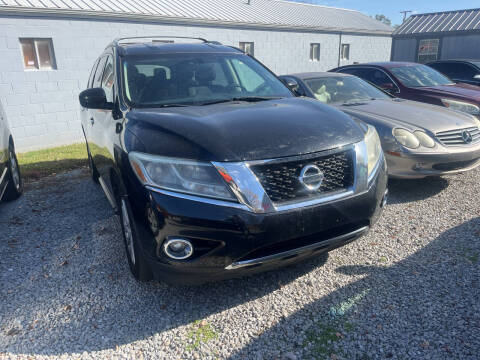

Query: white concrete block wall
<box><xmin>339</xmin><ymin>35</ymin><xmax>392</xmax><ymax>67</ymax></box>
<box><xmin>0</xmin><ymin>16</ymin><xmax>391</xmax><ymax>151</ymax></box>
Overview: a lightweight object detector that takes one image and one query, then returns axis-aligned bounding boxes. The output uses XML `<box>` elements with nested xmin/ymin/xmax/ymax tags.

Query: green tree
<box><xmin>374</xmin><ymin>14</ymin><xmax>392</xmax><ymax>26</ymax></box>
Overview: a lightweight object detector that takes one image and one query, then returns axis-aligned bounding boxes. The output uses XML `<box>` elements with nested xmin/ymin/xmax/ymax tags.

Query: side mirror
<box><xmin>283</xmin><ymin>78</ymin><xmax>300</xmax><ymax>95</ymax></box>
<box><xmin>79</xmin><ymin>88</ymin><xmax>113</xmax><ymax>110</ymax></box>
<box><xmin>379</xmin><ymin>83</ymin><xmax>396</xmax><ymax>94</ymax></box>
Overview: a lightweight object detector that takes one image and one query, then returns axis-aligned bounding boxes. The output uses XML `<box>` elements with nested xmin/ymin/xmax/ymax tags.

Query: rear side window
<box><xmin>87</xmin><ymin>59</ymin><xmax>100</xmax><ymax>88</ymax></box>
<box><xmin>340</xmin><ymin>67</ymin><xmax>399</xmax><ymax>92</ymax></box>
<box><xmin>93</xmin><ymin>56</ymin><xmax>107</xmax><ymax>88</ymax></box>
<box><xmin>102</xmin><ymin>56</ymin><xmax>114</xmax><ymax>102</ymax></box>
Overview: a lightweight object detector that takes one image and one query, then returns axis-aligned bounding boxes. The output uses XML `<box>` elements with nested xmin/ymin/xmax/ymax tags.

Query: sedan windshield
<box><xmin>389</xmin><ymin>65</ymin><xmax>454</xmax><ymax>87</ymax></box>
<box><xmin>304</xmin><ymin>76</ymin><xmax>390</xmax><ymax>104</ymax></box>
<box><xmin>122</xmin><ymin>53</ymin><xmax>292</xmax><ymax>107</ymax></box>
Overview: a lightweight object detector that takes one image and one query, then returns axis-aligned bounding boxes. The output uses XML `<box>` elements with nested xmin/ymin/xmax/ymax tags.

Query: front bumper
<box><xmin>386</xmin><ymin>144</ymin><xmax>480</xmax><ymax>178</ymax></box>
<box><xmin>134</xmin><ymin>160</ymin><xmax>387</xmax><ymax>285</ymax></box>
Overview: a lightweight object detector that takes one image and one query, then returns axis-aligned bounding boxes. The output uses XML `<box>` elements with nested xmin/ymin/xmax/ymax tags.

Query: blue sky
<box><xmin>291</xmin><ymin>0</ymin><xmax>479</xmax><ymax>26</ymax></box>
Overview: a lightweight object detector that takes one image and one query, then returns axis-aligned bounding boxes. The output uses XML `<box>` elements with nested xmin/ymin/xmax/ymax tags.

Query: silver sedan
<box><xmin>281</xmin><ymin>72</ymin><xmax>480</xmax><ymax>179</ymax></box>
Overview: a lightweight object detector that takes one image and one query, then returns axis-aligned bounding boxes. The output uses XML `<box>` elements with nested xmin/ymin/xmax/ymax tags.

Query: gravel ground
<box><xmin>0</xmin><ymin>167</ymin><xmax>479</xmax><ymax>360</ymax></box>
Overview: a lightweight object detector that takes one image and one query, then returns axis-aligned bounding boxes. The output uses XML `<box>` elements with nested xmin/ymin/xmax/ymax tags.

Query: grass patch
<box><xmin>305</xmin><ymin>323</ymin><xmax>341</xmax><ymax>358</ymax></box>
<box><xmin>463</xmin><ymin>249</ymin><xmax>479</xmax><ymax>264</ymax></box>
<box><xmin>17</xmin><ymin>143</ymin><xmax>88</xmax><ymax>180</ymax></box>
<box><xmin>186</xmin><ymin>320</ymin><xmax>218</xmax><ymax>351</ymax></box>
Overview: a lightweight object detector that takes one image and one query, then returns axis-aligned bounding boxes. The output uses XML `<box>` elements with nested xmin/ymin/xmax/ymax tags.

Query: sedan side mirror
<box><xmin>283</xmin><ymin>78</ymin><xmax>300</xmax><ymax>95</ymax></box>
<box><xmin>379</xmin><ymin>83</ymin><xmax>396</xmax><ymax>94</ymax></box>
<box><xmin>79</xmin><ymin>88</ymin><xmax>113</xmax><ymax>110</ymax></box>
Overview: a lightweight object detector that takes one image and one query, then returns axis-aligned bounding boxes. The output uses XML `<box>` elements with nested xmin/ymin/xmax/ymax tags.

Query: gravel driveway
<box><xmin>1</xmin><ymin>168</ymin><xmax>479</xmax><ymax>359</ymax></box>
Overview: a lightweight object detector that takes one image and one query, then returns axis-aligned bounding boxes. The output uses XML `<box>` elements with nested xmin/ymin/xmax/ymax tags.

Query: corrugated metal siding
<box><xmin>0</xmin><ymin>0</ymin><xmax>392</xmax><ymax>34</ymax></box>
<box><xmin>394</xmin><ymin>8</ymin><xmax>480</xmax><ymax>35</ymax></box>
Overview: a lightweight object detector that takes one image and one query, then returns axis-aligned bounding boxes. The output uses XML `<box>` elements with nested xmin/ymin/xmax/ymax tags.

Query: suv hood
<box><xmin>415</xmin><ymin>83</ymin><xmax>480</xmax><ymax>102</ymax></box>
<box><xmin>126</xmin><ymin>97</ymin><xmax>364</xmax><ymax>162</ymax></box>
<box><xmin>337</xmin><ymin>99</ymin><xmax>478</xmax><ymax>133</ymax></box>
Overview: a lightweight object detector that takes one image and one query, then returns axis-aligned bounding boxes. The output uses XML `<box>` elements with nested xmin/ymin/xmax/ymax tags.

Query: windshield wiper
<box><xmin>232</xmin><ymin>96</ymin><xmax>282</xmax><ymax>102</ymax></box>
<box><xmin>156</xmin><ymin>103</ymin><xmax>192</xmax><ymax>108</ymax></box>
<box><xmin>341</xmin><ymin>99</ymin><xmax>369</xmax><ymax>106</ymax></box>
<box><xmin>199</xmin><ymin>96</ymin><xmax>282</xmax><ymax>106</ymax></box>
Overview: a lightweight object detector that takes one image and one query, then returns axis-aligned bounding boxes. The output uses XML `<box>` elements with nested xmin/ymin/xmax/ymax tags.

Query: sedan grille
<box><xmin>435</xmin><ymin>126</ymin><xmax>480</xmax><ymax>146</ymax></box>
<box><xmin>249</xmin><ymin>149</ymin><xmax>355</xmax><ymax>204</ymax></box>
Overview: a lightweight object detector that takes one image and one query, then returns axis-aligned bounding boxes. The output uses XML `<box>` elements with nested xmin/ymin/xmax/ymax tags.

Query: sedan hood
<box><xmin>337</xmin><ymin>99</ymin><xmax>478</xmax><ymax>133</ymax></box>
<box><xmin>418</xmin><ymin>83</ymin><xmax>480</xmax><ymax>102</ymax></box>
<box><xmin>125</xmin><ymin>97</ymin><xmax>364</xmax><ymax>162</ymax></box>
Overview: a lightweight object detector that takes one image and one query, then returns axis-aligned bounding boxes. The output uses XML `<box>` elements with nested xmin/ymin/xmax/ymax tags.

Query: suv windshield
<box><xmin>390</xmin><ymin>65</ymin><xmax>454</xmax><ymax>87</ymax></box>
<box><xmin>122</xmin><ymin>53</ymin><xmax>292</xmax><ymax>107</ymax></box>
<box><xmin>305</xmin><ymin>76</ymin><xmax>390</xmax><ymax>104</ymax></box>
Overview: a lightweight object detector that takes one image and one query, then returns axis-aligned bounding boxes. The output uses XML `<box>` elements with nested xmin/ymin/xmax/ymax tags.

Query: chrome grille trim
<box><xmin>436</xmin><ymin>126</ymin><xmax>480</xmax><ymax>146</ymax></box>
<box><xmin>225</xmin><ymin>226</ymin><xmax>369</xmax><ymax>269</ymax></box>
<box><xmin>248</xmin><ymin>147</ymin><xmax>355</xmax><ymax>205</ymax></box>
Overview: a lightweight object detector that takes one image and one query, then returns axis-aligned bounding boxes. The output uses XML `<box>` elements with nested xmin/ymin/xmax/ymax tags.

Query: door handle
<box><xmin>90</xmin><ymin>117</ymin><xmax>94</xmax><ymax>125</ymax></box>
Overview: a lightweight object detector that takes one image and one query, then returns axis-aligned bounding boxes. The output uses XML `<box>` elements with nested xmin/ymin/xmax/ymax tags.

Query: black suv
<box><xmin>79</xmin><ymin>37</ymin><xmax>387</xmax><ymax>284</ymax></box>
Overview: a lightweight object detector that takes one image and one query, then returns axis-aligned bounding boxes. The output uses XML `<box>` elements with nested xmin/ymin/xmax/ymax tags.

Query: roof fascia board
<box><xmin>0</xmin><ymin>6</ymin><xmax>393</xmax><ymax>36</ymax></box>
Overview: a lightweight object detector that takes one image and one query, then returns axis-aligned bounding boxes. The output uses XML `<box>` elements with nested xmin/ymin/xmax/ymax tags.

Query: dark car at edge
<box><xmin>426</xmin><ymin>59</ymin><xmax>480</xmax><ymax>87</ymax></box>
<box><xmin>79</xmin><ymin>37</ymin><xmax>387</xmax><ymax>284</ymax></box>
<box><xmin>331</xmin><ymin>62</ymin><xmax>480</xmax><ymax>119</ymax></box>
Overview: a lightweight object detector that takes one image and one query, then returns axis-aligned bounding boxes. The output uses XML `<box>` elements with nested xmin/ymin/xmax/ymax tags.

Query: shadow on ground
<box><xmin>230</xmin><ymin>217</ymin><xmax>480</xmax><ymax>359</ymax></box>
<box><xmin>387</xmin><ymin>176</ymin><xmax>449</xmax><ymax>205</ymax></box>
<box><xmin>1</xmin><ymin>171</ymin><xmax>478</xmax><ymax>358</ymax></box>
<box><xmin>0</xmin><ymin>172</ymin><xmax>328</xmax><ymax>356</ymax></box>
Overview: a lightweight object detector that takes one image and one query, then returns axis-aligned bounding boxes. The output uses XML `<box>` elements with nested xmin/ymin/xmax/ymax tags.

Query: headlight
<box><xmin>472</xmin><ymin>116</ymin><xmax>480</xmax><ymax>129</ymax></box>
<box><xmin>393</xmin><ymin>128</ymin><xmax>420</xmax><ymax>149</ymax></box>
<box><xmin>129</xmin><ymin>152</ymin><xmax>236</xmax><ymax>201</ymax></box>
<box><xmin>413</xmin><ymin>130</ymin><xmax>435</xmax><ymax>148</ymax></box>
<box><xmin>365</xmin><ymin>125</ymin><xmax>382</xmax><ymax>178</ymax></box>
<box><xmin>441</xmin><ymin>99</ymin><xmax>480</xmax><ymax>115</ymax></box>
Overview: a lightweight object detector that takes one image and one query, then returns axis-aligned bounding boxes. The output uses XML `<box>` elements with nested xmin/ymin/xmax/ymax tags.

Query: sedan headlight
<box><xmin>473</xmin><ymin>116</ymin><xmax>480</xmax><ymax>129</ymax></box>
<box><xmin>441</xmin><ymin>99</ymin><xmax>480</xmax><ymax>115</ymax></box>
<box><xmin>413</xmin><ymin>131</ymin><xmax>435</xmax><ymax>148</ymax></box>
<box><xmin>365</xmin><ymin>125</ymin><xmax>382</xmax><ymax>178</ymax></box>
<box><xmin>393</xmin><ymin>128</ymin><xmax>420</xmax><ymax>149</ymax></box>
<box><xmin>129</xmin><ymin>152</ymin><xmax>236</xmax><ymax>201</ymax></box>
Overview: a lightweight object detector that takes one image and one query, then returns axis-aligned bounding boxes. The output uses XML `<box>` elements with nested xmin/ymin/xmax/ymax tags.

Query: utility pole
<box><xmin>400</xmin><ymin>10</ymin><xmax>412</xmax><ymax>23</ymax></box>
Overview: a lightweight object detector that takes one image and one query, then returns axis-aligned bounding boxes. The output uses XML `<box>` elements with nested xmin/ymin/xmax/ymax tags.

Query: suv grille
<box><xmin>250</xmin><ymin>149</ymin><xmax>355</xmax><ymax>204</ymax></box>
<box><xmin>436</xmin><ymin>127</ymin><xmax>480</xmax><ymax>146</ymax></box>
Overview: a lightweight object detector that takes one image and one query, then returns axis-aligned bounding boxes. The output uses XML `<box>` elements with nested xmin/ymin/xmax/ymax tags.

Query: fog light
<box><xmin>413</xmin><ymin>162</ymin><xmax>428</xmax><ymax>170</ymax></box>
<box><xmin>163</xmin><ymin>238</ymin><xmax>193</xmax><ymax>260</ymax></box>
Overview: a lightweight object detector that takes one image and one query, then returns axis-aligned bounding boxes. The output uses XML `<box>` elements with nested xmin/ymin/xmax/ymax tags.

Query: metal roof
<box><xmin>394</xmin><ymin>8</ymin><xmax>480</xmax><ymax>36</ymax></box>
<box><xmin>0</xmin><ymin>0</ymin><xmax>392</xmax><ymax>35</ymax></box>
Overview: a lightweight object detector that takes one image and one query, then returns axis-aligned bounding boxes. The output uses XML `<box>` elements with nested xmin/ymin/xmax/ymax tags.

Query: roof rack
<box><xmin>113</xmin><ymin>36</ymin><xmax>210</xmax><ymax>46</ymax></box>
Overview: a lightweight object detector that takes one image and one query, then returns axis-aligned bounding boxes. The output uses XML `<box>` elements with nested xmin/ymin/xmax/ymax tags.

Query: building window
<box><xmin>418</xmin><ymin>39</ymin><xmax>439</xmax><ymax>63</ymax></box>
<box><xmin>239</xmin><ymin>42</ymin><xmax>254</xmax><ymax>56</ymax></box>
<box><xmin>310</xmin><ymin>43</ymin><xmax>320</xmax><ymax>61</ymax></box>
<box><xmin>20</xmin><ymin>38</ymin><xmax>57</xmax><ymax>70</ymax></box>
<box><xmin>341</xmin><ymin>44</ymin><xmax>350</xmax><ymax>60</ymax></box>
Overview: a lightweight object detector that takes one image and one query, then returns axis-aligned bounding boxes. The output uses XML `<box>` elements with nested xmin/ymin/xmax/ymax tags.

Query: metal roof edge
<box><xmin>0</xmin><ymin>6</ymin><xmax>393</xmax><ymax>36</ymax></box>
<box><xmin>393</xmin><ymin>28</ymin><xmax>480</xmax><ymax>37</ymax></box>
<box><xmin>405</xmin><ymin>7</ymin><xmax>480</xmax><ymax>18</ymax></box>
